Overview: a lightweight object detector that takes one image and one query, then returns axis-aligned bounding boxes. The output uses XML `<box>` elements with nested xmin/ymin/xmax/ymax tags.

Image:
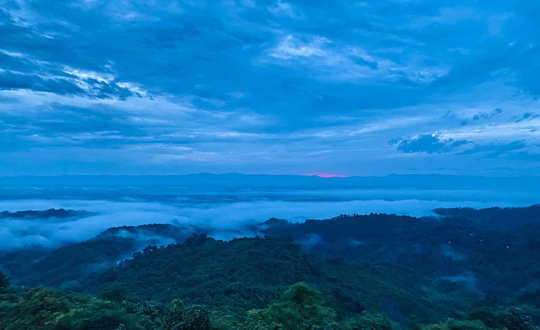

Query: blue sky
<box><xmin>0</xmin><ymin>0</ymin><xmax>539</xmax><ymax>176</ymax></box>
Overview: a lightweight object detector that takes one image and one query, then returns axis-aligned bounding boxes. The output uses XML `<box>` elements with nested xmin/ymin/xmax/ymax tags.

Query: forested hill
<box><xmin>0</xmin><ymin>223</ymin><xmax>203</xmax><ymax>288</ymax></box>
<box><xmin>89</xmin><ymin>234</ymin><xmax>459</xmax><ymax>324</ymax></box>
<box><xmin>260</xmin><ymin>212</ymin><xmax>540</xmax><ymax>298</ymax></box>
<box><xmin>433</xmin><ymin>204</ymin><xmax>540</xmax><ymax>230</ymax></box>
<box><xmin>1</xmin><ymin>205</ymin><xmax>540</xmax><ymax>329</ymax></box>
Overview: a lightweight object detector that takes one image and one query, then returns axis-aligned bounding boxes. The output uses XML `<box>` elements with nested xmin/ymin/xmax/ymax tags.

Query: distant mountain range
<box><xmin>1</xmin><ymin>174</ymin><xmax>539</xmax><ymax>190</ymax></box>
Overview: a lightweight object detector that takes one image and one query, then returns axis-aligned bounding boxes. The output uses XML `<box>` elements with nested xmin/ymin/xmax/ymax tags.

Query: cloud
<box><xmin>0</xmin><ymin>189</ymin><xmax>532</xmax><ymax>251</ymax></box>
<box><xmin>268</xmin><ymin>1</ymin><xmax>302</xmax><ymax>19</ymax></box>
<box><xmin>0</xmin><ymin>70</ymin><xmax>84</xmax><ymax>95</ymax></box>
<box><xmin>440</xmin><ymin>244</ymin><xmax>466</xmax><ymax>260</ymax></box>
<box><xmin>459</xmin><ymin>108</ymin><xmax>504</xmax><ymax>125</ymax></box>
<box><xmin>394</xmin><ymin>134</ymin><xmax>471</xmax><ymax>154</ymax></box>
<box><xmin>473</xmin><ymin>108</ymin><xmax>503</xmax><ymax>121</ymax></box>
<box><xmin>505</xmin><ymin>151</ymin><xmax>540</xmax><ymax>162</ymax></box>
<box><xmin>0</xmin><ymin>0</ymin><xmax>539</xmax><ymax>175</ymax></box>
<box><xmin>298</xmin><ymin>234</ymin><xmax>323</xmax><ymax>251</ymax></box>
<box><xmin>267</xmin><ymin>35</ymin><xmax>329</xmax><ymax>60</ymax></box>
<box><xmin>458</xmin><ymin>140</ymin><xmax>527</xmax><ymax>156</ymax></box>
<box><xmin>438</xmin><ymin>274</ymin><xmax>477</xmax><ymax>291</ymax></box>
<box><xmin>510</xmin><ymin>112</ymin><xmax>539</xmax><ymax>123</ymax></box>
<box><xmin>263</xmin><ymin>34</ymin><xmax>449</xmax><ymax>83</ymax></box>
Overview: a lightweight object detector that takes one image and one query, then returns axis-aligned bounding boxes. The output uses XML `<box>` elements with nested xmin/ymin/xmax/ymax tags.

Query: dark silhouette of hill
<box><xmin>260</xmin><ymin>213</ymin><xmax>540</xmax><ymax>298</ymax></box>
<box><xmin>0</xmin><ymin>208</ymin><xmax>92</xmax><ymax>220</ymax></box>
<box><xmin>0</xmin><ymin>223</ymin><xmax>201</xmax><ymax>289</ymax></box>
<box><xmin>434</xmin><ymin>205</ymin><xmax>540</xmax><ymax>230</ymax></box>
<box><xmin>89</xmin><ymin>234</ymin><xmax>461</xmax><ymax>324</ymax></box>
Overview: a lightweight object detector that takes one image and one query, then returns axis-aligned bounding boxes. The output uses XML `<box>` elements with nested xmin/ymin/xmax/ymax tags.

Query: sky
<box><xmin>1</xmin><ymin>0</ymin><xmax>539</xmax><ymax>176</ymax></box>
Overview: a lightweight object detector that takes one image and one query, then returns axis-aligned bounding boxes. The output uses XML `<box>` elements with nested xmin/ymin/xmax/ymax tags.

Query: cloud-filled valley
<box><xmin>0</xmin><ymin>179</ymin><xmax>535</xmax><ymax>250</ymax></box>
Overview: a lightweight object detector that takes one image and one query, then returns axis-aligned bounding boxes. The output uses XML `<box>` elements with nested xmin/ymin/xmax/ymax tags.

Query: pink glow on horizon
<box><xmin>302</xmin><ymin>173</ymin><xmax>348</xmax><ymax>178</ymax></box>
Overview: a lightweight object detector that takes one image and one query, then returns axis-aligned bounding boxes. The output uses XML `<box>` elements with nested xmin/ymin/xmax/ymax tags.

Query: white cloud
<box><xmin>268</xmin><ymin>1</ymin><xmax>301</xmax><ymax>19</ymax></box>
<box><xmin>264</xmin><ymin>35</ymin><xmax>450</xmax><ymax>84</ymax></box>
<box><xmin>268</xmin><ymin>35</ymin><xmax>329</xmax><ymax>59</ymax></box>
<box><xmin>0</xmin><ymin>195</ymin><xmax>529</xmax><ymax>250</ymax></box>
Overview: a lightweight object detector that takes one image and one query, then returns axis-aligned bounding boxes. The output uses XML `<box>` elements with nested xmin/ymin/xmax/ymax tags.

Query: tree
<box><xmin>0</xmin><ymin>288</ymin><xmax>144</xmax><ymax>330</ymax></box>
<box><xmin>420</xmin><ymin>319</ymin><xmax>490</xmax><ymax>330</ymax></box>
<box><xmin>468</xmin><ymin>308</ymin><xmax>535</xmax><ymax>330</ymax></box>
<box><xmin>241</xmin><ymin>282</ymin><xmax>337</xmax><ymax>330</ymax></box>
<box><xmin>100</xmin><ymin>285</ymin><xmax>127</xmax><ymax>303</ymax></box>
<box><xmin>0</xmin><ymin>271</ymin><xmax>9</xmax><ymax>291</ymax></box>
<box><xmin>164</xmin><ymin>299</ymin><xmax>211</xmax><ymax>330</ymax></box>
<box><xmin>343</xmin><ymin>312</ymin><xmax>395</xmax><ymax>330</ymax></box>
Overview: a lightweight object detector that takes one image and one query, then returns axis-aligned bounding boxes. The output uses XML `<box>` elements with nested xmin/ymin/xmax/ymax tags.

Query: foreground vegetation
<box><xmin>1</xmin><ymin>205</ymin><xmax>540</xmax><ymax>329</ymax></box>
<box><xmin>1</xmin><ymin>276</ymin><xmax>536</xmax><ymax>330</ymax></box>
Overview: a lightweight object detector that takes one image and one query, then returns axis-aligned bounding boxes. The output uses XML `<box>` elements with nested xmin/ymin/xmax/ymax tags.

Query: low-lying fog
<box><xmin>0</xmin><ymin>184</ymin><xmax>533</xmax><ymax>251</ymax></box>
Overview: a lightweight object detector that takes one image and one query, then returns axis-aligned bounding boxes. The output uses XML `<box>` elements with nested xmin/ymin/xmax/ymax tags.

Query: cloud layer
<box><xmin>0</xmin><ymin>193</ymin><xmax>529</xmax><ymax>251</ymax></box>
<box><xmin>1</xmin><ymin>0</ymin><xmax>540</xmax><ymax>175</ymax></box>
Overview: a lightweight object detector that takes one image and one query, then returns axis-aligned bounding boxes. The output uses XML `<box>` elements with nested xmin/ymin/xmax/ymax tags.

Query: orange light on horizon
<box><xmin>302</xmin><ymin>173</ymin><xmax>348</xmax><ymax>178</ymax></box>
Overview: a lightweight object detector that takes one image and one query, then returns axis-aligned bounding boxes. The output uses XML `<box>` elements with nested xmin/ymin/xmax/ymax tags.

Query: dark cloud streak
<box><xmin>395</xmin><ymin>134</ymin><xmax>471</xmax><ymax>154</ymax></box>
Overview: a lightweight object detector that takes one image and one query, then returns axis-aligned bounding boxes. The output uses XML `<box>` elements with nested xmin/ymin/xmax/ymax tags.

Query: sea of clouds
<box><xmin>0</xmin><ymin>185</ymin><xmax>531</xmax><ymax>251</ymax></box>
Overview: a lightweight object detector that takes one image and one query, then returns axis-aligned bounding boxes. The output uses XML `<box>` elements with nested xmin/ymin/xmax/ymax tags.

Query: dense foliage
<box><xmin>0</xmin><ymin>287</ymin><xmax>144</xmax><ymax>330</ymax></box>
<box><xmin>1</xmin><ymin>272</ymin><xmax>535</xmax><ymax>330</ymax></box>
<box><xmin>1</xmin><ymin>205</ymin><xmax>540</xmax><ymax>329</ymax></box>
<box><xmin>239</xmin><ymin>282</ymin><xmax>338</xmax><ymax>330</ymax></box>
<box><xmin>433</xmin><ymin>205</ymin><xmax>540</xmax><ymax>230</ymax></box>
<box><xmin>261</xmin><ymin>212</ymin><xmax>540</xmax><ymax>298</ymax></box>
<box><xmin>90</xmin><ymin>234</ymin><xmax>460</xmax><ymax>324</ymax></box>
<box><xmin>0</xmin><ymin>224</ymin><xmax>200</xmax><ymax>289</ymax></box>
